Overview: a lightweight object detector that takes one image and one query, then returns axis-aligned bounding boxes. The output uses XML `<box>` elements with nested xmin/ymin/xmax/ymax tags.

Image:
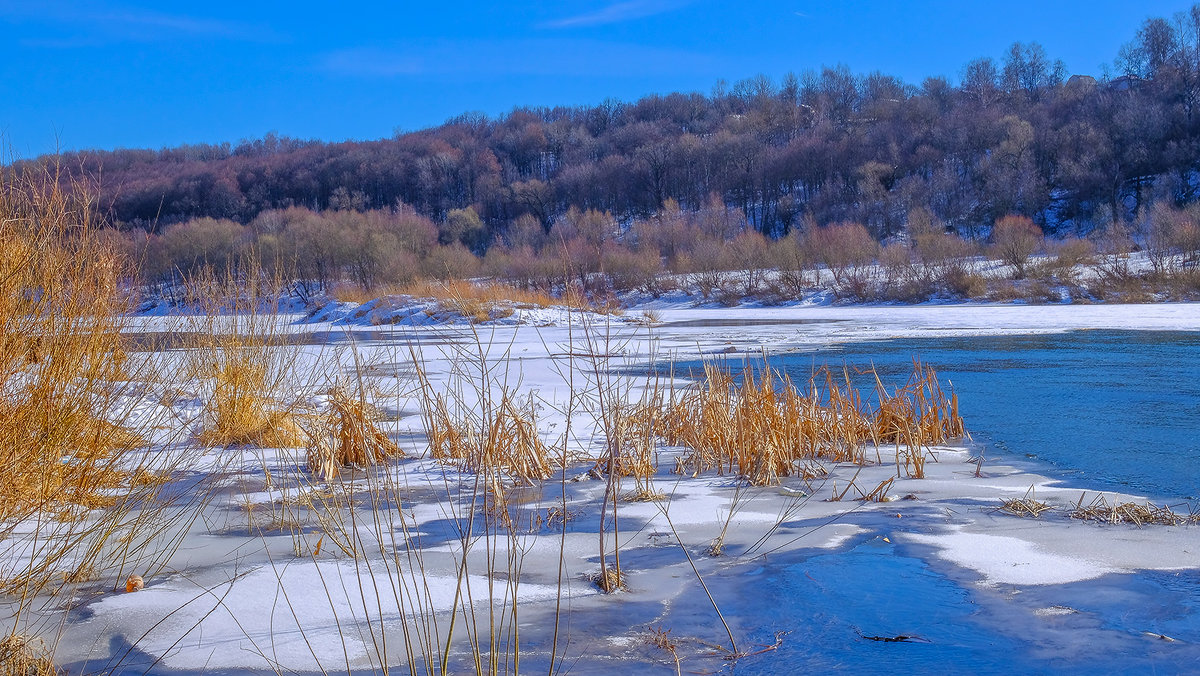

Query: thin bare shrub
<box><xmin>802</xmin><ymin>222</ymin><xmax>878</xmax><ymax>299</ymax></box>
<box><xmin>990</xmin><ymin>215</ymin><xmax>1043</xmax><ymax>279</ymax></box>
<box><xmin>768</xmin><ymin>231</ymin><xmax>813</xmax><ymax>299</ymax></box>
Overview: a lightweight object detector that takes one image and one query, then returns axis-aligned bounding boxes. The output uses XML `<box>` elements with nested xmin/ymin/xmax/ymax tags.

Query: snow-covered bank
<box><xmin>7</xmin><ymin>303</ymin><xmax>1200</xmax><ymax>673</ymax></box>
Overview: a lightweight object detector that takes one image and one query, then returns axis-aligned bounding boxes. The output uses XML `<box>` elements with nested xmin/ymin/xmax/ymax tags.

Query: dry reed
<box><xmin>997</xmin><ymin>491</ymin><xmax>1054</xmax><ymax>518</ymax></box>
<box><xmin>0</xmin><ymin>165</ymin><xmax>217</xmax><ymax>676</ymax></box>
<box><xmin>417</xmin><ymin>368</ymin><xmax>554</xmax><ymax>483</ymax></box>
<box><xmin>193</xmin><ymin>352</ymin><xmax>303</xmax><ymax>447</ymax></box>
<box><xmin>1069</xmin><ymin>494</ymin><xmax>1198</xmax><ymax>527</ymax></box>
<box><xmin>185</xmin><ymin>268</ymin><xmax>305</xmax><ymax>449</ymax></box>
<box><xmin>647</xmin><ymin>625</ymin><xmax>682</xmax><ymax>675</ymax></box>
<box><xmin>0</xmin><ymin>633</ymin><xmax>56</xmax><ymax>676</ymax></box>
<box><xmin>650</xmin><ymin>361</ymin><xmax>965</xmax><ymax>486</ymax></box>
<box><xmin>305</xmin><ymin>387</ymin><xmax>405</xmax><ymax>481</ymax></box>
<box><xmin>0</xmin><ymin>167</ymin><xmax>145</xmax><ymax>520</ymax></box>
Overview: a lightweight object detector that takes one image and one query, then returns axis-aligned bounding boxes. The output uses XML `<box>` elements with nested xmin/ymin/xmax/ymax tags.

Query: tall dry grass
<box><xmin>0</xmin><ymin>168</ymin><xmax>142</xmax><ymax>520</ymax></box>
<box><xmin>0</xmin><ymin>633</ymin><xmax>56</xmax><ymax>676</ymax></box>
<box><xmin>182</xmin><ymin>267</ymin><xmax>307</xmax><ymax>448</ymax></box>
<box><xmin>868</xmin><ymin>361</ymin><xmax>967</xmax><ymax>478</ymax></box>
<box><xmin>332</xmin><ymin>278</ymin><xmax>617</xmax><ymax>323</ymax></box>
<box><xmin>650</xmin><ymin>361</ymin><xmax>965</xmax><ymax>485</ymax></box>
<box><xmin>283</xmin><ymin>335</ymin><xmax>557</xmax><ymax>675</ymax></box>
<box><xmin>0</xmin><ymin>166</ymin><xmax>221</xmax><ymax>675</ymax></box>
<box><xmin>305</xmin><ymin>386</ymin><xmax>405</xmax><ymax>481</ymax></box>
<box><xmin>416</xmin><ymin>355</ymin><xmax>554</xmax><ymax>484</ymax></box>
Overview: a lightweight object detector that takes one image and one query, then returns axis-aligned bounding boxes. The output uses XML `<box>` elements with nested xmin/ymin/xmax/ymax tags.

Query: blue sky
<box><xmin>1</xmin><ymin>0</ymin><xmax>1195</xmax><ymax>157</ymax></box>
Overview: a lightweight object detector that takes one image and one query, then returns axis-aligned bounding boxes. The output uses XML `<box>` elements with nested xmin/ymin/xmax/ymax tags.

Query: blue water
<box><xmin>662</xmin><ymin>329</ymin><xmax>1200</xmax><ymax>673</ymax></box>
<box><xmin>693</xmin><ymin>329</ymin><xmax>1200</xmax><ymax>501</ymax></box>
<box><xmin>719</xmin><ymin>538</ymin><xmax>1200</xmax><ymax>675</ymax></box>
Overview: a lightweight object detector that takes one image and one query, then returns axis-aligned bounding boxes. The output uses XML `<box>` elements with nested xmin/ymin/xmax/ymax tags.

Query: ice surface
<box><xmin>6</xmin><ymin>302</ymin><xmax>1200</xmax><ymax>673</ymax></box>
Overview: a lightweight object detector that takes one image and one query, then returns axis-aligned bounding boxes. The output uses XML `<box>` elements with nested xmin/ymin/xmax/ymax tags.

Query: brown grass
<box><xmin>0</xmin><ymin>633</ymin><xmax>57</xmax><ymax>676</ymax></box>
<box><xmin>592</xmin><ymin>567</ymin><xmax>626</xmax><ymax>593</ymax></box>
<box><xmin>869</xmin><ymin>361</ymin><xmax>967</xmax><ymax>479</ymax></box>
<box><xmin>193</xmin><ymin>352</ymin><xmax>303</xmax><ymax>448</ymax></box>
<box><xmin>333</xmin><ymin>278</ymin><xmax>609</xmax><ymax>323</ymax></box>
<box><xmin>185</xmin><ymin>268</ymin><xmax>305</xmax><ymax>449</ymax></box>
<box><xmin>646</xmin><ymin>625</ymin><xmax>681</xmax><ymax>675</ymax></box>
<box><xmin>0</xmin><ymin>166</ymin><xmax>147</xmax><ymax>520</ymax></box>
<box><xmin>1069</xmin><ymin>494</ymin><xmax>1198</xmax><ymax>527</ymax></box>
<box><xmin>417</xmin><ymin>368</ymin><xmax>554</xmax><ymax>483</ymax></box>
<box><xmin>305</xmin><ymin>387</ymin><xmax>405</xmax><ymax>481</ymax></box>
<box><xmin>997</xmin><ymin>489</ymin><xmax>1053</xmax><ymax>518</ymax></box>
<box><xmin>644</xmin><ymin>361</ymin><xmax>965</xmax><ymax>486</ymax></box>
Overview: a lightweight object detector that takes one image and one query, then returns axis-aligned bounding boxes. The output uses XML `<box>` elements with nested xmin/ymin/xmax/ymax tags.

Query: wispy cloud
<box><xmin>320</xmin><ymin>39</ymin><xmax>721</xmax><ymax>79</ymax></box>
<box><xmin>2</xmin><ymin>2</ymin><xmax>280</xmax><ymax>47</ymax></box>
<box><xmin>540</xmin><ymin>0</ymin><xmax>692</xmax><ymax>29</ymax></box>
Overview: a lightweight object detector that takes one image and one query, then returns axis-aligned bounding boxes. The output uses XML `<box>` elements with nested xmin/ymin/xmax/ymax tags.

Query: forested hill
<box><xmin>23</xmin><ymin>8</ymin><xmax>1200</xmax><ymax>239</ymax></box>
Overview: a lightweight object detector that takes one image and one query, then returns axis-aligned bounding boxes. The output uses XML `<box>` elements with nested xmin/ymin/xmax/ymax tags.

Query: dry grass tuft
<box><xmin>599</xmin><ymin>397</ymin><xmax>661</xmax><ymax>482</ymax></box>
<box><xmin>334</xmin><ymin>279</ymin><xmax>611</xmax><ymax>322</ymax></box>
<box><xmin>1069</xmin><ymin>494</ymin><xmax>1198</xmax><ymax>527</ymax></box>
<box><xmin>0</xmin><ymin>166</ymin><xmax>147</xmax><ymax>520</ymax></box>
<box><xmin>193</xmin><ymin>352</ymin><xmax>303</xmax><ymax>448</ymax></box>
<box><xmin>185</xmin><ymin>268</ymin><xmax>306</xmax><ymax>449</ymax></box>
<box><xmin>648</xmin><ymin>361</ymin><xmax>965</xmax><ymax>486</ymax></box>
<box><xmin>418</xmin><ymin>370</ymin><xmax>554</xmax><ymax>482</ymax></box>
<box><xmin>0</xmin><ymin>633</ymin><xmax>57</xmax><ymax>676</ymax></box>
<box><xmin>306</xmin><ymin>387</ymin><xmax>405</xmax><ymax>481</ymax></box>
<box><xmin>623</xmin><ymin>487</ymin><xmax>666</xmax><ymax>502</ymax></box>
<box><xmin>998</xmin><ymin>496</ymin><xmax>1053</xmax><ymax>518</ymax></box>
<box><xmin>591</xmin><ymin>567</ymin><xmax>626</xmax><ymax>593</ymax></box>
<box><xmin>632</xmin><ymin>308</ymin><xmax>664</xmax><ymax>327</ymax></box>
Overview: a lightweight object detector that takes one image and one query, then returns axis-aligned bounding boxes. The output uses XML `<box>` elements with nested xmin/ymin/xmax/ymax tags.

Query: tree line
<box><xmin>18</xmin><ymin>6</ymin><xmax>1200</xmax><ymax>259</ymax></box>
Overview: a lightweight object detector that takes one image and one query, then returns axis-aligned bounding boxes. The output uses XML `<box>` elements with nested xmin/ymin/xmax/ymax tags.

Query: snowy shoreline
<box><xmin>8</xmin><ymin>302</ymin><xmax>1200</xmax><ymax>673</ymax></box>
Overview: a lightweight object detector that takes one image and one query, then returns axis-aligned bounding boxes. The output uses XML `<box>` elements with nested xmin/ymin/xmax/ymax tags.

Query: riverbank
<box><xmin>6</xmin><ymin>303</ymin><xmax>1200</xmax><ymax>673</ymax></box>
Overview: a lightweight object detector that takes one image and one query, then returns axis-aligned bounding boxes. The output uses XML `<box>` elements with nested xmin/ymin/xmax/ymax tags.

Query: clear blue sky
<box><xmin>1</xmin><ymin>0</ymin><xmax>1195</xmax><ymax>158</ymax></box>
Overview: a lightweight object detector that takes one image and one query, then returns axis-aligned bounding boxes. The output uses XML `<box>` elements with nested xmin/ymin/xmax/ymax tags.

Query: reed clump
<box><xmin>185</xmin><ymin>268</ymin><xmax>305</xmax><ymax>449</ymax></box>
<box><xmin>305</xmin><ymin>387</ymin><xmax>405</xmax><ymax>481</ymax></box>
<box><xmin>592</xmin><ymin>567</ymin><xmax>626</xmax><ymax>593</ymax></box>
<box><xmin>193</xmin><ymin>351</ymin><xmax>303</xmax><ymax>447</ymax></box>
<box><xmin>869</xmin><ymin>362</ymin><xmax>966</xmax><ymax>478</ymax></box>
<box><xmin>1069</xmin><ymin>494</ymin><xmax>1198</xmax><ymax>527</ymax></box>
<box><xmin>0</xmin><ymin>633</ymin><xmax>56</xmax><ymax>676</ymax></box>
<box><xmin>600</xmin><ymin>399</ymin><xmax>661</xmax><ymax>481</ymax></box>
<box><xmin>0</xmin><ymin>168</ymin><xmax>146</xmax><ymax>520</ymax></box>
<box><xmin>418</xmin><ymin>369</ymin><xmax>554</xmax><ymax>482</ymax></box>
<box><xmin>649</xmin><ymin>362</ymin><xmax>965</xmax><ymax>486</ymax></box>
<box><xmin>997</xmin><ymin>496</ymin><xmax>1053</xmax><ymax>518</ymax></box>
